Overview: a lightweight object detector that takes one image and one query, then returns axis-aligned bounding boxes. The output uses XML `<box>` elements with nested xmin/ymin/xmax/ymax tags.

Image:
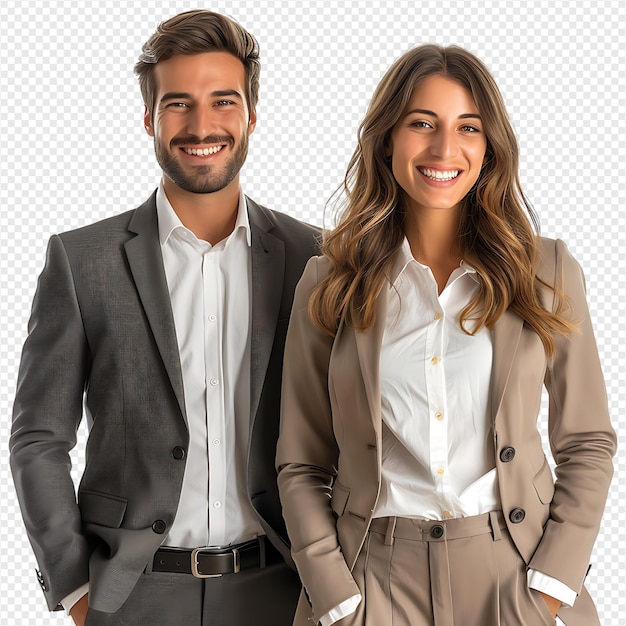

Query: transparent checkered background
<box><xmin>1</xmin><ymin>0</ymin><xmax>624</xmax><ymax>624</ymax></box>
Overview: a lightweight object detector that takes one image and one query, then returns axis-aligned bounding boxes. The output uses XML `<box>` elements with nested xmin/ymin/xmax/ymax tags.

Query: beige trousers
<box><xmin>340</xmin><ymin>511</ymin><xmax>593</xmax><ymax>626</ymax></box>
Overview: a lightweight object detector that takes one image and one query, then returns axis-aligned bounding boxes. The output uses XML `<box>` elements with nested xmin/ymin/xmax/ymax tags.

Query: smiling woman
<box><xmin>276</xmin><ymin>44</ymin><xmax>616</xmax><ymax>626</ymax></box>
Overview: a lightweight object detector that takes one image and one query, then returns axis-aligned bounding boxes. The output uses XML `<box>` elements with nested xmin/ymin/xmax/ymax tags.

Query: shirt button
<box><xmin>436</xmin><ymin>468</ymin><xmax>445</xmax><ymax>476</ymax></box>
<box><xmin>434</xmin><ymin>411</ymin><xmax>443</xmax><ymax>421</ymax></box>
<box><xmin>212</xmin><ymin>438</ymin><xmax>221</xmax><ymax>446</ymax></box>
<box><xmin>434</xmin><ymin>311</ymin><xmax>443</xmax><ymax>320</ymax></box>
<box><xmin>431</xmin><ymin>357</ymin><xmax>441</xmax><ymax>365</ymax></box>
<box><xmin>443</xmin><ymin>510</ymin><xmax>454</xmax><ymax>519</ymax></box>
<box><xmin>208</xmin><ymin>314</ymin><xmax>217</xmax><ymax>322</ymax></box>
<box><xmin>213</xmin><ymin>501</ymin><xmax>222</xmax><ymax>509</ymax></box>
<box><xmin>210</xmin><ymin>378</ymin><xmax>219</xmax><ymax>386</ymax></box>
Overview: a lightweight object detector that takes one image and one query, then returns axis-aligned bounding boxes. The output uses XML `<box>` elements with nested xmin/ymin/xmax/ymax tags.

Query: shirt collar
<box><xmin>156</xmin><ymin>180</ymin><xmax>251</xmax><ymax>248</ymax></box>
<box><xmin>390</xmin><ymin>237</ymin><xmax>479</xmax><ymax>285</ymax></box>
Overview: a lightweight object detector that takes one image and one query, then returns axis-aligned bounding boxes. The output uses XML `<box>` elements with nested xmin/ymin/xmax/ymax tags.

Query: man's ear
<box><xmin>143</xmin><ymin>105</ymin><xmax>155</xmax><ymax>137</ymax></box>
<box><xmin>248</xmin><ymin>108</ymin><xmax>257</xmax><ymax>135</ymax></box>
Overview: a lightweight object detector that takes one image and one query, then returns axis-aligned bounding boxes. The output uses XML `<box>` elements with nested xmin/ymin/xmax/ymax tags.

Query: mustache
<box><xmin>170</xmin><ymin>135</ymin><xmax>234</xmax><ymax>147</ymax></box>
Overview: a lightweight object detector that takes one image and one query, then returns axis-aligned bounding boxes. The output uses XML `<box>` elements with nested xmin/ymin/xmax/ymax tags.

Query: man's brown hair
<box><xmin>134</xmin><ymin>10</ymin><xmax>260</xmax><ymax>118</ymax></box>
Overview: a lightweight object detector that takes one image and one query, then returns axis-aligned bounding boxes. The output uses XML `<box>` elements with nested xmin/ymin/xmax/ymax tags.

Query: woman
<box><xmin>276</xmin><ymin>45</ymin><xmax>616</xmax><ymax>626</ymax></box>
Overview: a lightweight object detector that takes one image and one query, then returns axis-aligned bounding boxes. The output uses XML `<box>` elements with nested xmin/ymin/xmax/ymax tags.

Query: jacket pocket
<box><xmin>79</xmin><ymin>489</ymin><xmax>128</xmax><ymax>528</ymax></box>
<box><xmin>532</xmin><ymin>458</ymin><xmax>555</xmax><ymax>505</ymax></box>
<box><xmin>331</xmin><ymin>481</ymin><xmax>350</xmax><ymax>517</ymax></box>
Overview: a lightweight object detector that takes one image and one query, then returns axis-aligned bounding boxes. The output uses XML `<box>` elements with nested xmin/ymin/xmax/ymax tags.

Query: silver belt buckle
<box><xmin>190</xmin><ymin>547</ymin><xmax>240</xmax><ymax>578</ymax></box>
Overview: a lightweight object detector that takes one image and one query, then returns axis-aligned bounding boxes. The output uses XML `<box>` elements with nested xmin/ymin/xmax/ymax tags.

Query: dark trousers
<box><xmin>85</xmin><ymin>561</ymin><xmax>300</xmax><ymax>626</ymax></box>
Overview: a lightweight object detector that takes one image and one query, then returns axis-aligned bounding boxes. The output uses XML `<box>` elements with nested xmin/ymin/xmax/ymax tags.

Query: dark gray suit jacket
<box><xmin>9</xmin><ymin>191</ymin><xmax>320</xmax><ymax>613</ymax></box>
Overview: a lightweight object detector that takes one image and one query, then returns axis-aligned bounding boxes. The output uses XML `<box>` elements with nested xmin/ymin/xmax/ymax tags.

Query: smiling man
<box><xmin>10</xmin><ymin>10</ymin><xmax>319</xmax><ymax>626</ymax></box>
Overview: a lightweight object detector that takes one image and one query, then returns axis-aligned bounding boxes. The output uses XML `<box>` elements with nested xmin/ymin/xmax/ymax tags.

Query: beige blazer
<box><xmin>276</xmin><ymin>237</ymin><xmax>616</xmax><ymax>625</ymax></box>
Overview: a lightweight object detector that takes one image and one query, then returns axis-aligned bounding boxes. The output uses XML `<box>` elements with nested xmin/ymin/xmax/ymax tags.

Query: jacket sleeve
<box><xmin>9</xmin><ymin>234</ymin><xmax>91</xmax><ymax>611</ymax></box>
<box><xmin>529</xmin><ymin>239</ymin><xmax>617</xmax><ymax>593</ymax></box>
<box><xmin>276</xmin><ymin>256</ymin><xmax>361</xmax><ymax>623</ymax></box>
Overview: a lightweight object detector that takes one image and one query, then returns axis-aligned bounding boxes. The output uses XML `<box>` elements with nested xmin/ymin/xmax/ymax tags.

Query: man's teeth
<box><xmin>419</xmin><ymin>168</ymin><xmax>460</xmax><ymax>181</ymax></box>
<box><xmin>184</xmin><ymin>146</ymin><xmax>223</xmax><ymax>156</ymax></box>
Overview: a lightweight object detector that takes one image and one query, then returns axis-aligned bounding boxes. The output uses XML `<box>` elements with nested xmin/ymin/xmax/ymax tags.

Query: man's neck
<box><xmin>163</xmin><ymin>176</ymin><xmax>241</xmax><ymax>245</ymax></box>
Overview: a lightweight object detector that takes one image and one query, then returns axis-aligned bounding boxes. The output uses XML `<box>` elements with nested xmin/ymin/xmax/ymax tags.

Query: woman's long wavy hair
<box><xmin>309</xmin><ymin>44</ymin><xmax>575</xmax><ymax>356</ymax></box>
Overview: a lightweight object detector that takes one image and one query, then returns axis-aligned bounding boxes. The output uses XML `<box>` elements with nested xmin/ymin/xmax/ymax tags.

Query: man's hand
<box><xmin>539</xmin><ymin>591</ymin><xmax>560</xmax><ymax>619</ymax></box>
<box><xmin>69</xmin><ymin>593</ymin><xmax>89</xmax><ymax>626</ymax></box>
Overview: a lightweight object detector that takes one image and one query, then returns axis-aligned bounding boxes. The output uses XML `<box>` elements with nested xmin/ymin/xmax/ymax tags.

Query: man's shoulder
<box><xmin>58</xmin><ymin>209</ymin><xmax>134</xmax><ymax>241</ymax></box>
<box><xmin>57</xmin><ymin>192</ymin><xmax>156</xmax><ymax>245</ymax></box>
<box><xmin>246</xmin><ymin>196</ymin><xmax>321</xmax><ymax>242</ymax></box>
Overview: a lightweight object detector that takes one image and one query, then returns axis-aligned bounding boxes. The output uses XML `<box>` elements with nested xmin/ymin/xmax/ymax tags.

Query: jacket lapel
<box><xmin>490</xmin><ymin>309</ymin><xmax>524</xmax><ymax>423</ymax></box>
<box><xmin>124</xmin><ymin>192</ymin><xmax>186</xmax><ymax>423</ymax></box>
<box><xmin>354</xmin><ymin>291</ymin><xmax>387</xmax><ymax>435</ymax></box>
<box><xmin>247</xmin><ymin>198</ymin><xmax>285</xmax><ymax>425</ymax></box>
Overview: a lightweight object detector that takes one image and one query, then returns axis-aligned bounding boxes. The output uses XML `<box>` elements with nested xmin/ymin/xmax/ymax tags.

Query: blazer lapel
<box><xmin>247</xmin><ymin>198</ymin><xmax>284</xmax><ymax>425</ymax></box>
<box><xmin>490</xmin><ymin>309</ymin><xmax>524</xmax><ymax>423</ymax></box>
<box><xmin>124</xmin><ymin>192</ymin><xmax>186</xmax><ymax>423</ymax></box>
<box><xmin>354</xmin><ymin>291</ymin><xmax>387</xmax><ymax>434</ymax></box>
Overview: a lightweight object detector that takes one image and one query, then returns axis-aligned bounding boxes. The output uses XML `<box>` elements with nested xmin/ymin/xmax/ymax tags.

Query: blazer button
<box><xmin>172</xmin><ymin>446</ymin><xmax>186</xmax><ymax>460</ymax></box>
<box><xmin>431</xmin><ymin>524</ymin><xmax>444</xmax><ymax>539</ymax></box>
<box><xmin>509</xmin><ymin>508</ymin><xmax>526</xmax><ymax>524</ymax></box>
<box><xmin>152</xmin><ymin>520</ymin><xmax>167</xmax><ymax>534</ymax></box>
<box><xmin>499</xmin><ymin>446</ymin><xmax>516</xmax><ymax>463</ymax></box>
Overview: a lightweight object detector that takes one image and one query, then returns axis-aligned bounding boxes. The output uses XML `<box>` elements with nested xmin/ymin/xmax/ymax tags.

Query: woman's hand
<box><xmin>539</xmin><ymin>591</ymin><xmax>560</xmax><ymax>619</ymax></box>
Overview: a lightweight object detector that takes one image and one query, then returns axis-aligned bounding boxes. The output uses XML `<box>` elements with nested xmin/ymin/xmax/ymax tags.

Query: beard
<box><xmin>154</xmin><ymin>132</ymin><xmax>249</xmax><ymax>194</ymax></box>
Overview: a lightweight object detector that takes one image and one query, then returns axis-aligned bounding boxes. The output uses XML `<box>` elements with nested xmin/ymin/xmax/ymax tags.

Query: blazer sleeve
<box><xmin>529</xmin><ymin>239</ymin><xmax>617</xmax><ymax>593</ymax></box>
<box><xmin>9</xmin><ymin>234</ymin><xmax>91</xmax><ymax>611</ymax></box>
<box><xmin>276</xmin><ymin>256</ymin><xmax>361</xmax><ymax>623</ymax></box>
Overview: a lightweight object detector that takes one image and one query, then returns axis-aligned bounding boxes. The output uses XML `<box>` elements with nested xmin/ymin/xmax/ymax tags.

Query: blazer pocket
<box><xmin>79</xmin><ymin>489</ymin><xmax>128</xmax><ymax>528</ymax></box>
<box><xmin>532</xmin><ymin>458</ymin><xmax>555</xmax><ymax>505</ymax></box>
<box><xmin>331</xmin><ymin>481</ymin><xmax>350</xmax><ymax>517</ymax></box>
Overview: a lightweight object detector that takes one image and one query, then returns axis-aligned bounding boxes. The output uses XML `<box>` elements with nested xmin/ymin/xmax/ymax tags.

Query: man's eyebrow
<box><xmin>405</xmin><ymin>108</ymin><xmax>482</xmax><ymax>120</ymax></box>
<box><xmin>159</xmin><ymin>90</ymin><xmax>244</xmax><ymax>102</ymax></box>
<box><xmin>211</xmin><ymin>89</ymin><xmax>243</xmax><ymax>99</ymax></box>
<box><xmin>160</xmin><ymin>92</ymin><xmax>192</xmax><ymax>103</ymax></box>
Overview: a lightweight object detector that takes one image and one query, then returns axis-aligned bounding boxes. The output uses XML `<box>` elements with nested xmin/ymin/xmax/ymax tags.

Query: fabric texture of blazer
<box><xmin>276</xmin><ymin>237</ymin><xmax>616</xmax><ymax>626</ymax></box>
<box><xmin>10</xmin><ymin>191</ymin><xmax>320</xmax><ymax>613</ymax></box>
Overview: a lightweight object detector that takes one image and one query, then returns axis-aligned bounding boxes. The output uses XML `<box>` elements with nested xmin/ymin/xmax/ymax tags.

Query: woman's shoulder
<box><xmin>301</xmin><ymin>254</ymin><xmax>331</xmax><ymax>284</ymax></box>
<box><xmin>536</xmin><ymin>236</ymin><xmax>582</xmax><ymax>277</ymax></box>
<box><xmin>535</xmin><ymin>236</ymin><xmax>586</xmax><ymax>309</ymax></box>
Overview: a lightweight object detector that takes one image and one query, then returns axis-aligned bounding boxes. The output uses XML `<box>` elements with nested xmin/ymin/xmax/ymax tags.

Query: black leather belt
<box><xmin>152</xmin><ymin>537</ymin><xmax>281</xmax><ymax>578</ymax></box>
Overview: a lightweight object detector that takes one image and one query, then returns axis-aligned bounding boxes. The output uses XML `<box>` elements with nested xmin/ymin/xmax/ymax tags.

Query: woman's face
<box><xmin>389</xmin><ymin>74</ymin><xmax>487</xmax><ymax>216</ymax></box>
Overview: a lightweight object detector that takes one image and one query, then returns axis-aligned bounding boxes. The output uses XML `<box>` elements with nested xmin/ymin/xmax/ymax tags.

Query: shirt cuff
<box><xmin>318</xmin><ymin>594</ymin><xmax>362</xmax><ymax>626</ymax></box>
<box><xmin>527</xmin><ymin>568</ymin><xmax>577</xmax><ymax>608</ymax></box>
<box><xmin>61</xmin><ymin>582</ymin><xmax>89</xmax><ymax>615</ymax></box>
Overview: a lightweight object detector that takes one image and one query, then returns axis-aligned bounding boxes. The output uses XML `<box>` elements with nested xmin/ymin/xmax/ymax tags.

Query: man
<box><xmin>10</xmin><ymin>10</ymin><xmax>319</xmax><ymax>626</ymax></box>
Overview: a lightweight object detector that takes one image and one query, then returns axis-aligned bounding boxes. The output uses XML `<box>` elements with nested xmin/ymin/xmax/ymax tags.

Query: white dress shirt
<box><xmin>375</xmin><ymin>238</ymin><xmax>497</xmax><ymax>520</ymax></box>
<box><xmin>320</xmin><ymin>239</ymin><xmax>573</xmax><ymax>626</ymax></box>
<box><xmin>157</xmin><ymin>182</ymin><xmax>264</xmax><ymax>548</ymax></box>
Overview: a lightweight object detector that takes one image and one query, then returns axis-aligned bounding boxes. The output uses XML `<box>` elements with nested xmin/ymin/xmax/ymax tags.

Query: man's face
<box><xmin>145</xmin><ymin>51</ymin><xmax>256</xmax><ymax>195</ymax></box>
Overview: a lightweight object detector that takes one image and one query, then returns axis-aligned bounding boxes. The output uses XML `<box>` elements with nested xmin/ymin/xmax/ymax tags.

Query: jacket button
<box><xmin>172</xmin><ymin>446</ymin><xmax>186</xmax><ymax>460</ymax></box>
<box><xmin>509</xmin><ymin>508</ymin><xmax>526</xmax><ymax>524</ymax></box>
<box><xmin>431</xmin><ymin>524</ymin><xmax>444</xmax><ymax>539</ymax></box>
<box><xmin>499</xmin><ymin>446</ymin><xmax>516</xmax><ymax>463</ymax></box>
<box><xmin>152</xmin><ymin>520</ymin><xmax>167</xmax><ymax>534</ymax></box>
